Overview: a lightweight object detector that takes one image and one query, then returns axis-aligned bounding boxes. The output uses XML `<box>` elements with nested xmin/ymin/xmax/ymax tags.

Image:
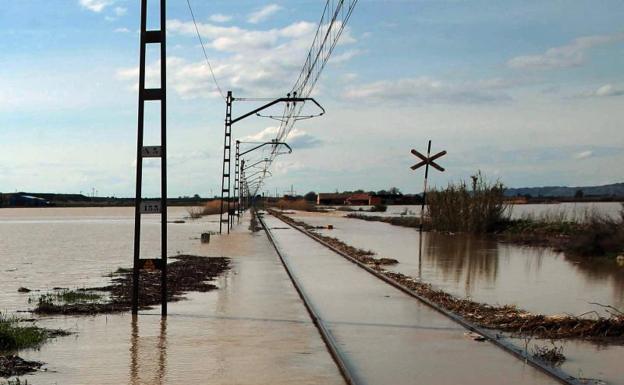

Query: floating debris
<box><xmin>32</xmin><ymin>255</ymin><xmax>229</xmax><ymax>315</ymax></box>
<box><xmin>532</xmin><ymin>343</ymin><xmax>566</xmax><ymax>366</ymax></box>
<box><xmin>0</xmin><ymin>355</ymin><xmax>43</xmax><ymax>377</ymax></box>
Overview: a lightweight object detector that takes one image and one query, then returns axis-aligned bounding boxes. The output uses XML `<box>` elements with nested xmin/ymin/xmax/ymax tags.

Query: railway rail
<box><xmin>260</xmin><ymin>210</ymin><xmax>583</xmax><ymax>385</ymax></box>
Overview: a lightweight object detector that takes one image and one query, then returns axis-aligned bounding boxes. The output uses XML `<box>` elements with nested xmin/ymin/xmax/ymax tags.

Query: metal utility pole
<box><xmin>238</xmin><ymin>159</ymin><xmax>244</xmax><ymax>217</ymax></box>
<box><xmin>219</xmin><ymin>91</ymin><xmax>233</xmax><ymax>234</ymax></box>
<box><xmin>218</xmin><ymin>94</ymin><xmax>322</xmax><ymax>233</ymax></box>
<box><xmin>132</xmin><ymin>0</ymin><xmax>167</xmax><ymax>316</ymax></box>
<box><xmin>233</xmin><ymin>141</ymin><xmax>240</xmax><ymax>224</ymax></box>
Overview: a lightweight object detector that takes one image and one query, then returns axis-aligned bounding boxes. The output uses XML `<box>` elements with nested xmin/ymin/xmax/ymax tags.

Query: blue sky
<box><xmin>0</xmin><ymin>0</ymin><xmax>623</xmax><ymax>197</ymax></box>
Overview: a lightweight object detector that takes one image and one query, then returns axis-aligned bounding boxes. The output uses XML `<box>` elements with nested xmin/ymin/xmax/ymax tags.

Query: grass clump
<box><xmin>426</xmin><ymin>171</ymin><xmax>510</xmax><ymax>233</ymax></box>
<box><xmin>0</xmin><ymin>314</ymin><xmax>48</xmax><ymax>352</ymax></box>
<box><xmin>31</xmin><ymin>289</ymin><xmax>104</xmax><ymax>309</ymax></box>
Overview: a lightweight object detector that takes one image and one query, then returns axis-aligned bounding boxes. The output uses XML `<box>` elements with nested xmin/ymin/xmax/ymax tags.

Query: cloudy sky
<box><xmin>0</xmin><ymin>0</ymin><xmax>623</xmax><ymax>197</ymax></box>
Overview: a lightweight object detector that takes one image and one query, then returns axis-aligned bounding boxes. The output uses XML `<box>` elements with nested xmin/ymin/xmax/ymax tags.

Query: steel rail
<box><xmin>258</xmin><ymin>211</ymin><xmax>358</xmax><ymax>385</ymax></box>
<box><xmin>267</xmin><ymin>210</ymin><xmax>583</xmax><ymax>385</ymax></box>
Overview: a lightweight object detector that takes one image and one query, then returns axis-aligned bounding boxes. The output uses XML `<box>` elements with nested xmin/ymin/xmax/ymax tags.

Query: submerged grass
<box><xmin>1</xmin><ymin>314</ymin><xmax>68</xmax><ymax>377</ymax></box>
<box><xmin>0</xmin><ymin>314</ymin><xmax>47</xmax><ymax>352</ymax></box>
<box><xmin>31</xmin><ymin>255</ymin><xmax>230</xmax><ymax>315</ymax></box>
<box><xmin>32</xmin><ymin>289</ymin><xmax>103</xmax><ymax>306</ymax></box>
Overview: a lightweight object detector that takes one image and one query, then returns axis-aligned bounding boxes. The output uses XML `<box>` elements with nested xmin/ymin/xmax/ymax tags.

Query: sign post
<box><xmin>410</xmin><ymin>140</ymin><xmax>446</xmax><ymax>234</ymax></box>
<box><xmin>410</xmin><ymin>140</ymin><xmax>446</xmax><ymax>278</ymax></box>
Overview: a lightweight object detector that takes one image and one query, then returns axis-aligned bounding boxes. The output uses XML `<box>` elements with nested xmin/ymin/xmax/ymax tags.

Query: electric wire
<box><xmin>240</xmin><ymin>0</ymin><xmax>358</xmax><ymax>196</ymax></box>
<box><xmin>186</xmin><ymin>0</ymin><xmax>225</xmax><ymax>100</ymax></box>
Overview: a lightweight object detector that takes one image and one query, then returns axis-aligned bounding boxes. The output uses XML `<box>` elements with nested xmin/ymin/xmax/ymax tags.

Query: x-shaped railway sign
<box><xmin>410</xmin><ymin>149</ymin><xmax>447</xmax><ymax>172</ymax></box>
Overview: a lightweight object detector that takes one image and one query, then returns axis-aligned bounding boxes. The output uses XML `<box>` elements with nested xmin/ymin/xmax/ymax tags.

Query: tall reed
<box><xmin>426</xmin><ymin>171</ymin><xmax>510</xmax><ymax>233</ymax></box>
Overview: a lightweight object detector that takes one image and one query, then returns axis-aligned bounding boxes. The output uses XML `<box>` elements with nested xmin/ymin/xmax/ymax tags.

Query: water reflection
<box><xmin>565</xmin><ymin>255</ymin><xmax>624</xmax><ymax>310</ymax></box>
<box><xmin>130</xmin><ymin>316</ymin><xmax>168</xmax><ymax>385</ymax></box>
<box><xmin>423</xmin><ymin>232</ymin><xmax>499</xmax><ymax>298</ymax></box>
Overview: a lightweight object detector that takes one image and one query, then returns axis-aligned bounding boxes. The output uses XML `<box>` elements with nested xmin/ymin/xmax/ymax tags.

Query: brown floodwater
<box><xmin>1</xmin><ymin>207</ymin><xmax>343</xmax><ymax>384</ymax></box>
<box><xmin>287</xmin><ymin>210</ymin><xmax>624</xmax><ymax>385</ymax></box>
<box><xmin>263</xmin><ymin>214</ymin><xmax>559</xmax><ymax>385</ymax></box>
<box><xmin>290</xmin><ymin>211</ymin><xmax>624</xmax><ymax>317</ymax></box>
<box><xmin>337</xmin><ymin>202</ymin><xmax>623</xmax><ymax>220</ymax></box>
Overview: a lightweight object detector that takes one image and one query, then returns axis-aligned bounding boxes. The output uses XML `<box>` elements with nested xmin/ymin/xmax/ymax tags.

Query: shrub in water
<box><xmin>426</xmin><ymin>171</ymin><xmax>510</xmax><ymax>233</ymax></box>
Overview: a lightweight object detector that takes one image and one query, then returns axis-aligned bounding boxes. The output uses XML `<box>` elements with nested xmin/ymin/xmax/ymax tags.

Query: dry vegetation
<box><xmin>427</xmin><ymin>171</ymin><xmax>510</xmax><ymax>233</ymax></box>
<box><xmin>501</xmin><ymin>205</ymin><xmax>624</xmax><ymax>258</ymax></box>
<box><xmin>187</xmin><ymin>200</ymin><xmax>232</xmax><ymax>219</ymax></box>
<box><xmin>268</xmin><ymin>198</ymin><xmax>317</xmax><ymax>211</ymax></box>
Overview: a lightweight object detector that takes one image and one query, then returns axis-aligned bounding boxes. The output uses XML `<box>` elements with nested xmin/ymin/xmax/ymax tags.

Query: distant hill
<box><xmin>504</xmin><ymin>182</ymin><xmax>624</xmax><ymax>198</ymax></box>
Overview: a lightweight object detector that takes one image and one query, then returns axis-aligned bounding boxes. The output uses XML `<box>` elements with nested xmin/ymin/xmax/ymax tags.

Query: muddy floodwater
<box><xmin>344</xmin><ymin>202</ymin><xmax>622</xmax><ymax>220</ymax></box>
<box><xmin>290</xmin><ymin>210</ymin><xmax>624</xmax><ymax>316</ymax></box>
<box><xmin>286</xmin><ymin>209</ymin><xmax>624</xmax><ymax>385</ymax></box>
<box><xmin>1</xmin><ymin>207</ymin><xmax>343</xmax><ymax>384</ymax></box>
<box><xmin>2</xmin><ymin>206</ymin><xmax>624</xmax><ymax>384</ymax></box>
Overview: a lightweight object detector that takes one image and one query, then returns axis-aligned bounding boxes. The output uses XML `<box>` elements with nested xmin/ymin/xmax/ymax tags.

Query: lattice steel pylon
<box><xmin>234</xmin><ymin>141</ymin><xmax>240</xmax><ymax>224</ymax></box>
<box><xmin>219</xmin><ymin>91</ymin><xmax>233</xmax><ymax>234</ymax></box>
<box><xmin>132</xmin><ymin>0</ymin><xmax>167</xmax><ymax>316</ymax></box>
<box><xmin>238</xmin><ymin>159</ymin><xmax>245</xmax><ymax>217</ymax></box>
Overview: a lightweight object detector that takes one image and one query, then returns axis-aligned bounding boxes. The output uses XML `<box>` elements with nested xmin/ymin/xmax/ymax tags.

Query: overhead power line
<box><xmin>186</xmin><ymin>0</ymin><xmax>225</xmax><ymax>100</ymax></box>
<box><xmin>250</xmin><ymin>0</ymin><xmax>358</xmax><ymax>196</ymax></box>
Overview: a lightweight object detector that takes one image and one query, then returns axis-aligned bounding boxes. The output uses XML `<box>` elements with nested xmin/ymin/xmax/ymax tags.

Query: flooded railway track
<box><xmin>260</xmin><ymin>210</ymin><xmax>582</xmax><ymax>385</ymax></box>
<box><xmin>258</xmin><ymin>212</ymin><xmax>357</xmax><ymax>385</ymax></box>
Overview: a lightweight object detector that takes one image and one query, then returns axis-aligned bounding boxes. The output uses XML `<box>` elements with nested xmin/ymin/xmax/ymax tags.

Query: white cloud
<box><xmin>247</xmin><ymin>4</ymin><xmax>283</xmax><ymax>24</ymax></box>
<box><xmin>589</xmin><ymin>84</ymin><xmax>624</xmax><ymax>97</ymax></box>
<box><xmin>343</xmin><ymin>77</ymin><xmax>512</xmax><ymax>104</ymax></box>
<box><xmin>114</xmin><ymin>6</ymin><xmax>127</xmax><ymax>17</ymax></box>
<box><xmin>329</xmin><ymin>49</ymin><xmax>364</xmax><ymax>64</ymax></box>
<box><xmin>209</xmin><ymin>13</ymin><xmax>232</xmax><ymax>23</ymax></box>
<box><xmin>244</xmin><ymin>126</ymin><xmax>279</xmax><ymax>142</ymax></box>
<box><xmin>79</xmin><ymin>0</ymin><xmax>114</xmax><ymax>12</ymax></box>
<box><xmin>148</xmin><ymin>19</ymin><xmax>341</xmax><ymax>98</ymax></box>
<box><xmin>168</xmin><ymin>19</ymin><xmax>316</xmax><ymax>52</ymax></box>
<box><xmin>507</xmin><ymin>32</ymin><xmax>624</xmax><ymax>70</ymax></box>
<box><xmin>574</xmin><ymin>150</ymin><xmax>593</xmax><ymax>159</ymax></box>
<box><xmin>114</xmin><ymin>27</ymin><xmax>130</xmax><ymax>33</ymax></box>
<box><xmin>243</xmin><ymin>126</ymin><xmax>321</xmax><ymax>149</ymax></box>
